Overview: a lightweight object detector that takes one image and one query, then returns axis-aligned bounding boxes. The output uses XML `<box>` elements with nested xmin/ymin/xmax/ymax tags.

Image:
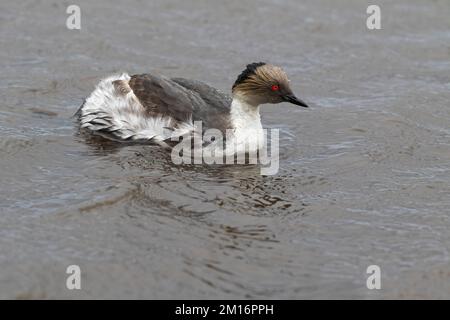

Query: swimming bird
<box><xmin>77</xmin><ymin>62</ymin><xmax>309</xmax><ymax>154</ymax></box>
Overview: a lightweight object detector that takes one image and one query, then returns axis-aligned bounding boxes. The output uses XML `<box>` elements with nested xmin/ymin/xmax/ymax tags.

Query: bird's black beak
<box><xmin>283</xmin><ymin>94</ymin><xmax>309</xmax><ymax>108</ymax></box>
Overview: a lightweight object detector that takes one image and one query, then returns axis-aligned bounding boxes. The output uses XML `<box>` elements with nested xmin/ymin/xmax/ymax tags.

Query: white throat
<box><xmin>230</xmin><ymin>96</ymin><xmax>262</xmax><ymax>130</ymax></box>
<box><xmin>227</xmin><ymin>96</ymin><xmax>264</xmax><ymax>153</ymax></box>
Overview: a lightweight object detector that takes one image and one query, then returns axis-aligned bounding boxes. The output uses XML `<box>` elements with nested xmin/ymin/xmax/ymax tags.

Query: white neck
<box><xmin>229</xmin><ymin>96</ymin><xmax>262</xmax><ymax>130</ymax></box>
<box><xmin>227</xmin><ymin>96</ymin><xmax>264</xmax><ymax>153</ymax></box>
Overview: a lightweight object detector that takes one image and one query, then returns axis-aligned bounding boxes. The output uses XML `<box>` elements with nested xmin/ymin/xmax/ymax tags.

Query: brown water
<box><xmin>1</xmin><ymin>0</ymin><xmax>450</xmax><ymax>299</ymax></box>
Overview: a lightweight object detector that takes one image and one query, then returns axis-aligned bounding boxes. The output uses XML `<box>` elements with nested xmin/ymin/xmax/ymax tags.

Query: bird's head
<box><xmin>232</xmin><ymin>62</ymin><xmax>309</xmax><ymax>108</ymax></box>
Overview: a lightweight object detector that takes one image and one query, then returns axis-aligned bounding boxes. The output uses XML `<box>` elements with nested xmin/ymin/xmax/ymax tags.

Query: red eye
<box><xmin>271</xmin><ymin>85</ymin><xmax>279</xmax><ymax>91</ymax></box>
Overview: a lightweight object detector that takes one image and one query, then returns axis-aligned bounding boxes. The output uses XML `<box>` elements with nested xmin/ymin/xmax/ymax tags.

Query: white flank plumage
<box><xmin>79</xmin><ymin>73</ymin><xmax>194</xmax><ymax>142</ymax></box>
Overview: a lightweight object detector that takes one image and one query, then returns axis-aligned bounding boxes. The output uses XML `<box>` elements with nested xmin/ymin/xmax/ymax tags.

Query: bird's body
<box><xmin>77</xmin><ymin>63</ymin><xmax>308</xmax><ymax>154</ymax></box>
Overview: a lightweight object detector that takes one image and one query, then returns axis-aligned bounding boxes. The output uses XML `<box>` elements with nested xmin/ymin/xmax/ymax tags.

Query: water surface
<box><xmin>1</xmin><ymin>0</ymin><xmax>450</xmax><ymax>298</ymax></box>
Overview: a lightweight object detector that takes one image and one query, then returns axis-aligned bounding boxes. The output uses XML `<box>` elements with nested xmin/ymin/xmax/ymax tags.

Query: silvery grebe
<box><xmin>77</xmin><ymin>62</ymin><xmax>309</xmax><ymax>153</ymax></box>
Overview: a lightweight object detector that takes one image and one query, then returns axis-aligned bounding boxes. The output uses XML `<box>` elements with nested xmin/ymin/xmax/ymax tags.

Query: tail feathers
<box><xmin>78</xmin><ymin>73</ymin><xmax>194</xmax><ymax>143</ymax></box>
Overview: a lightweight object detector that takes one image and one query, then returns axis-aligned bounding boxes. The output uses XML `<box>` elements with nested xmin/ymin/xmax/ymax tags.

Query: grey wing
<box><xmin>171</xmin><ymin>78</ymin><xmax>232</xmax><ymax>112</ymax></box>
<box><xmin>79</xmin><ymin>73</ymin><xmax>210</xmax><ymax>143</ymax></box>
<box><xmin>171</xmin><ymin>78</ymin><xmax>232</xmax><ymax>131</ymax></box>
<box><xmin>129</xmin><ymin>74</ymin><xmax>208</xmax><ymax>124</ymax></box>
